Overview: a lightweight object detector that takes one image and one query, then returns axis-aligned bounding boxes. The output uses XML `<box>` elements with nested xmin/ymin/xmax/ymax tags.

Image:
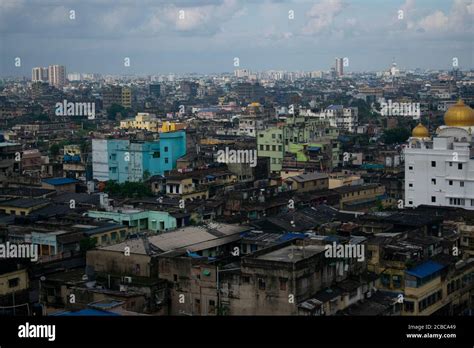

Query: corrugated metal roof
<box><xmin>42</xmin><ymin>177</ymin><xmax>79</xmax><ymax>186</ymax></box>
<box><xmin>406</xmin><ymin>260</ymin><xmax>445</xmax><ymax>278</ymax></box>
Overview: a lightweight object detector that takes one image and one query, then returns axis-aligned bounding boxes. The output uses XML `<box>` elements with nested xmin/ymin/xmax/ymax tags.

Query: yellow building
<box><xmin>0</xmin><ymin>267</ymin><xmax>29</xmax><ymax>296</ymax></box>
<box><xmin>403</xmin><ymin>260</ymin><xmax>473</xmax><ymax>315</ymax></box>
<box><xmin>160</xmin><ymin>121</ymin><xmax>186</xmax><ymax>133</ymax></box>
<box><xmin>120</xmin><ymin>113</ymin><xmax>160</xmax><ymax>132</ymax></box>
<box><xmin>328</xmin><ymin>173</ymin><xmax>363</xmax><ymax>189</ymax></box>
<box><xmin>0</xmin><ymin>198</ymin><xmax>49</xmax><ymax>216</ymax></box>
<box><xmin>64</xmin><ymin>144</ymin><xmax>81</xmax><ymax>156</ymax></box>
<box><xmin>120</xmin><ymin>114</ymin><xmax>186</xmax><ymax>133</ymax></box>
<box><xmin>335</xmin><ymin>184</ymin><xmax>386</xmax><ymax>210</ymax></box>
<box><xmin>165</xmin><ymin>176</ymin><xmax>209</xmax><ymax>201</ymax></box>
<box><xmin>121</xmin><ymin>86</ymin><xmax>132</xmax><ymax>109</ymax></box>
<box><xmin>77</xmin><ymin>224</ymin><xmax>130</xmax><ymax>248</ymax></box>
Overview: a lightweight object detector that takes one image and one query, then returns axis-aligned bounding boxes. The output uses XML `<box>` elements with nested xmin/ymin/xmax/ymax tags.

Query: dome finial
<box><xmin>444</xmin><ymin>99</ymin><xmax>474</xmax><ymax>127</ymax></box>
<box><xmin>412</xmin><ymin>123</ymin><xmax>429</xmax><ymax>138</ymax></box>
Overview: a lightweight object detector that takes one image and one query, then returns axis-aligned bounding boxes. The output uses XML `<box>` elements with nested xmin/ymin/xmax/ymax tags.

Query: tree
<box><xmin>383</xmin><ymin>128</ymin><xmax>411</xmax><ymax>144</ymax></box>
<box><xmin>80</xmin><ymin>237</ymin><xmax>97</xmax><ymax>252</ymax></box>
<box><xmin>49</xmin><ymin>143</ymin><xmax>61</xmax><ymax>157</ymax></box>
<box><xmin>104</xmin><ymin>181</ymin><xmax>152</xmax><ymax>198</ymax></box>
<box><xmin>107</xmin><ymin>103</ymin><xmax>127</xmax><ymax>120</ymax></box>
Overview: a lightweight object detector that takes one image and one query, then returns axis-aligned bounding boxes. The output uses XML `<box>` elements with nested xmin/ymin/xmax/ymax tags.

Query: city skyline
<box><xmin>1</xmin><ymin>0</ymin><xmax>473</xmax><ymax>77</ymax></box>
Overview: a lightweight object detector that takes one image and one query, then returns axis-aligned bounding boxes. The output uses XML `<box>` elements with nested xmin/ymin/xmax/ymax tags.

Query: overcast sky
<box><xmin>0</xmin><ymin>0</ymin><xmax>473</xmax><ymax>76</ymax></box>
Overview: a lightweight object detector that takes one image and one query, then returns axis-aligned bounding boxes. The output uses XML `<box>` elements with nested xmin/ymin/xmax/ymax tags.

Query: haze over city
<box><xmin>1</xmin><ymin>0</ymin><xmax>473</xmax><ymax>76</ymax></box>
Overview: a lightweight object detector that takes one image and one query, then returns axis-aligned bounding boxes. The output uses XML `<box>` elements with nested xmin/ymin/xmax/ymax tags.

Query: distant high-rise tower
<box><xmin>32</xmin><ymin>67</ymin><xmax>48</xmax><ymax>82</ymax></box>
<box><xmin>48</xmin><ymin>65</ymin><xmax>66</xmax><ymax>88</ymax></box>
<box><xmin>335</xmin><ymin>58</ymin><xmax>344</xmax><ymax>77</ymax></box>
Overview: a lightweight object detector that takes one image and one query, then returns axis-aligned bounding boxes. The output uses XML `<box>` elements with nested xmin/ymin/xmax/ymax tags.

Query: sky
<box><xmin>0</xmin><ymin>0</ymin><xmax>473</xmax><ymax>76</ymax></box>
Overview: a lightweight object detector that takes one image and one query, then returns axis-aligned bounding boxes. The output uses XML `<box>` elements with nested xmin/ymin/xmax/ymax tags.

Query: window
<box><xmin>381</xmin><ymin>274</ymin><xmax>390</xmax><ymax>287</ymax></box>
<box><xmin>279</xmin><ymin>278</ymin><xmax>288</xmax><ymax>291</ymax></box>
<box><xmin>208</xmin><ymin>300</ymin><xmax>216</xmax><ymax>314</ymax></box>
<box><xmin>458</xmin><ymin>163</ymin><xmax>463</xmax><ymax>170</ymax></box>
<box><xmin>272</xmin><ymin>145</ymin><xmax>276</xmax><ymax>151</ymax></box>
<box><xmin>409</xmin><ymin>201</ymin><xmax>413</xmax><ymax>205</ymax></box>
<box><xmin>164</xmin><ymin>157</ymin><xmax>169</xmax><ymax>164</ymax></box>
<box><xmin>431</xmin><ymin>196</ymin><xmax>436</xmax><ymax>203</ymax></box>
<box><xmin>409</xmin><ymin>183</ymin><xmax>413</xmax><ymax>188</ymax></box>
<box><xmin>460</xmin><ymin>181</ymin><xmax>464</xmax><ymax>187</ymax></box>
<box><xmin>449</xmin><ymin>162</ymin><xmax>453</xmax><ymax>167</ymax></box>
<box><xmin>404</xmin><ymin>301</ymin><xmax>415</xmax><ymax>313</ymax></box>
<box><xmin>431</xmin><ymin>161</ymin><xmax>436</xmax><ymax>167</ymax></box>
<box><xmin>164</xmin><ymin>146</ymin><xmax>168</xmax><ymax>152</ymax></box>
<box><xmin>449</xmin><ymin>180</ymin><xmax>453</xmax><ymax>186</ymax></box>
<box><xmin>242</xmin><ymin>276</ymin><xmax>250</xmax><ymax>284</ymax></box>
<box><xmin>260</xmin><ymin>145</ymin><xmax>264</xmax><ymax>150</ymax></box>
<box><xmin>153</xmin><ymin>151</ymin><xmax>160</xmax><ymax>158</ymax></box>
<box><xmin>409</xmin><ymin>166</ymin><xmax>413</xmax><ymax>170</ymax></box>
<box><xmin>266</xmin><ymin>145</ymin><xmax>270</xmax><ymax>151</ymax></box>
<box><xmin>272</xmin><ymin>134</ymin><xmax>275</xmax><ymax>139</ymax></box>
<box><xmin>450</xmin><ymin>198</ymin><xmax>465</xmax><ymax>206</ymax></box>
<box><xmin>173</xmin><ymin>274</ymin><xmax>178</xmax><ymax>282</ymax></box>
<box><xmin>8</xmin><ymin>278</ymin><xmax>19</xmax><ymax>288</ymax></box>
<box><xmin>258</xmin><ymin>278</ymin><xmax>266</xmax><ymax>290</ymax></box>
<box><xmin>431</xmin><ymin>179</ymin><xmax>436</xmax><ymax>185</ymax></box>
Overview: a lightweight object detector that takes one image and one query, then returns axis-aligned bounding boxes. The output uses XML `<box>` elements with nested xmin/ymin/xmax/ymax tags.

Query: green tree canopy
<box><xmin>382</xmin><ymin>127</ymin><xmax>411</xmax><ymax>144</ymax></box>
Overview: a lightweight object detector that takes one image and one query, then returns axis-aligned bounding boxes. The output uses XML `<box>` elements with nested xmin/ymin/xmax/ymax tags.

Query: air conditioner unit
<box><xmin>122</xmin><ymin>276</ymin><xmax>132</xmax><ymax>283</ymax></box>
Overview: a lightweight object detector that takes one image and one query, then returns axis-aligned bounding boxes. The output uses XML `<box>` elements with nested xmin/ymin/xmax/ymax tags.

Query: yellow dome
<box><xmin>412</xmin><ymin>123</ymin><xmax>429</xmax><ymax>138</ymax></box>
<box><xmin>444</xmin><ymin>99</ymin><xmax>474</xmax><ymax>127</ymax></box>
<box><xmin>250</xmin><ymin>102</ymin><xmax>260</xmax><ymax>107</ymax></box>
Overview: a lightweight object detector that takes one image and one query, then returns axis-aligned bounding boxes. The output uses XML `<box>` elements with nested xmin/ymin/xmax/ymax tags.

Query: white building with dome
<box><xmin>404</xmin><ymin>100</ymin><xmax>474</xmax><ymax>210</ymax></box>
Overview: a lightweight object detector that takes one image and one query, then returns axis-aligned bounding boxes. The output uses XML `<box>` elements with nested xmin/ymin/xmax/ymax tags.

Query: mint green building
<box><xmin>87</xmin><ymin>209</ymin><xmax>177</xmax><ymax>233</ymax></box>
<box><xmin>257</xmin><ymin>117</ymin><xmax>340</xmax><ymax>173</ymax></box>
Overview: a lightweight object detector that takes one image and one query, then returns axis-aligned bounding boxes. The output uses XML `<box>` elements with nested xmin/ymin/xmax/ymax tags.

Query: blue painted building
<box><xmin>92</xmin><ymin>131</ymin><xmax>186</xmax><ymax>183</ymax></box>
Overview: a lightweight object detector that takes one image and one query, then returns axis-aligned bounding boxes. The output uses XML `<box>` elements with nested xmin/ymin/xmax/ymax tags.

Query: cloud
<box><xmin>302</xmin><ymin>0</ymin><xmax>345</xmax><ymax>35</ymax></box>
<box><xmin>412</xmin><ymin>0</ymin><xmax>473</xmax><ymax>34</ymax></box>
<box><xmin>417</xmin><ymin>11</ymin><xmax>449</xmax><ymax>32</ymax></box>
<box><xmin>141</xmin><ymin>0</ymin><xmax>241</xmax><ymax>35</ymax></box>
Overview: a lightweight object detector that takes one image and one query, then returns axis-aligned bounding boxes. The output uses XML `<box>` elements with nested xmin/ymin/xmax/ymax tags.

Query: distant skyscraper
<box><xmin>103</xmin><ymin>85</ymin><xmax>132</xmax><ymax>110</ymax></box>
<box><xmin>31</xmin><ymin>67</ymin><xmax>48</xmax><ymax>82</ymax></box>
<box><xmin>335</xmin><ymin>58</ymin><xmax>344</xmax><ymax>77</ymax></box>
<box><xmin>149</xmin><ymin>84</ymin><xmax>161</xmax><ymax>98</ymax></box>
<box><xmin>48</xmin><ymin>65</ymin><xmax>66</xmax><ymax>88</ymax></box>
<box><xmin>234</xmin><ymin>69</ymin><xmax>250</xmax><ymax>78</ymax></box>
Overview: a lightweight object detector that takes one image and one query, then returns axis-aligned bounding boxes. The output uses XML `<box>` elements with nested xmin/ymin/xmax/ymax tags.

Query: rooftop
<box><xmin>406</xmin><ymin>260</ymin><xmax>446</xmax><ymax>279</ymax></box>
<box><xmin>255</xmin><ymin>244</ymin><xmax>326</xmax><ymax>263</ymax></box>
<box><xmin>42</xmin><ymin>177</ymin><xmax>80</xmax><ymax>186</ymax></box>
<box><xmin>0</xmin><ymin>198</ymin><xmax>49</xmax><ymax>208</ymax></box>
<box><xmin>289</xmin><ymin>172</ymin><xmax>328</xmax><ymax>183</ymax></box>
